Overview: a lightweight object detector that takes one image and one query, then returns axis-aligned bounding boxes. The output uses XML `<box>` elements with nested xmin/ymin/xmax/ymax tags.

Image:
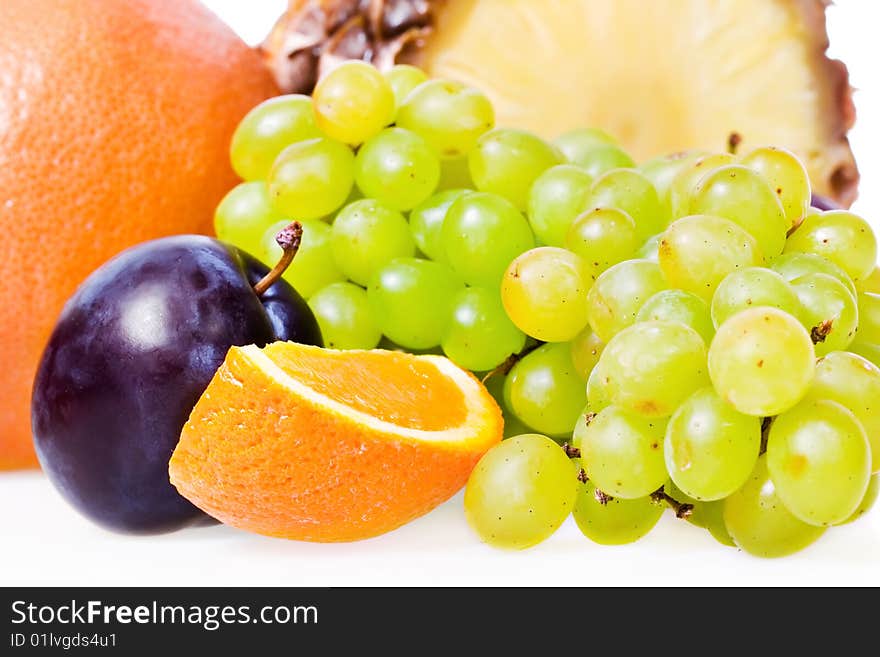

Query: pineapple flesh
<box><xmin>263</xmin><ymin>0</ymin><xmax>858</xmax><ymax>204</ymax></box>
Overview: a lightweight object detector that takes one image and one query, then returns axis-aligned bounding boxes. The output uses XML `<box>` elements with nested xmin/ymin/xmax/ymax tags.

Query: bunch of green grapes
<box><xmin>217</xmin><ymin>61</ymin><xmax>880</xmax><ymax>557</ymax></box>
<box><xmin>217</xmin><ymin>60</ymin><xmax>584</xmax><ymax>446</ymax></box>
<box><xmin>472</xmin><ymin>143</ymin><xmax>879</xmax><ymax>555</ymax></box>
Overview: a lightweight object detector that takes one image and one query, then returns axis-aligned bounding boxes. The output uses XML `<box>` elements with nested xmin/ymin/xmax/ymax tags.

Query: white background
<box><xmin>2</xmin><ymin>1</ymin><xmax>879</xmax><ymax>587</ymax></box>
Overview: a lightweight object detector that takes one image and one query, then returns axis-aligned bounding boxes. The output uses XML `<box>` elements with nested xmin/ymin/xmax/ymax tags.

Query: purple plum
<box><xmin>31</xmin><ymin>226</ymin><xmax>320</xmax><ymax>534</ymax></box>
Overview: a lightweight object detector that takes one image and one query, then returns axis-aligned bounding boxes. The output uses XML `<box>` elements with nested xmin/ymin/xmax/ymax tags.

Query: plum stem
<box><xmin>253</xmin><ymin>221</ymin><xmax>303</xmax><ymax>296</ymax></box>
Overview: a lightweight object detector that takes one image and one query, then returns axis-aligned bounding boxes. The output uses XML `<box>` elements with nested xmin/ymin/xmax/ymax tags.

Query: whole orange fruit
<box><xmin>0</xmin><ymin>0</ymin><xmax>278</xmax><ymax>469</ymax></box>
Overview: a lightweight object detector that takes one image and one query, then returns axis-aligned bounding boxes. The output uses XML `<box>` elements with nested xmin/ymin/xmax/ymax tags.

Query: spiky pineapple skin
<box><xmin>261</xmin><ymin>0</ymin><xmax>434</xmax><ymax>93</ymax></box>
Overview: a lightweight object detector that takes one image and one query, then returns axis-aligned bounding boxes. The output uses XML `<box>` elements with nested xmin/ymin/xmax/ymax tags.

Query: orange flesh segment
<box><xmin>170</xmin><ymin>342</ymin><xmax>503</xmax><ymax>541</ymax></box>
<box><xmin>263</xmin><ymin>342</ymin><xmax>467</xmax><ymax>432</ymax></box>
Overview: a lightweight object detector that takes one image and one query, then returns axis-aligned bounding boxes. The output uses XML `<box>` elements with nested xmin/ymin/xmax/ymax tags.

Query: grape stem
<box><xmin>651</xmin><ymin>488</ymin><xmax>694</xmax><ymax>519</ymax></box>
<box><xmin>253</xmin><ymin>221</ymin><xmax>303</xmax><ymax>296</ymax></box>
<box><xmin>480</xmin><ymin>342</ymin><xmax>543</xmax><ymax>384</ymax></box>
<box><xmin>727</xmin><ymin>132</ymin><xmax>743</xmax><ymax>155</ymax></box>
<box><xmin>810</xmin><ymin>319</ymin><xmax>834</xmax><ymax>345</ymax></box>
<box><xmin>575</xmin><ymin>469</ymin><xmax>613</xmax><ymax>506</ymax></box>
<box><xmin>760</xmin><ymin>417</ymin><xmax>773</xmax><ymax>455</ymax></box>
<box><xmin>786</xmin><ymin>215</ymin><xmax>805</xmax><ymax>238</ymax></box>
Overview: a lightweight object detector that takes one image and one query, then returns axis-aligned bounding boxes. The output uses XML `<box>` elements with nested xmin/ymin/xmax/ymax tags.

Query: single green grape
<box><xmin>711</xmin><ymin>267</ymin><xmax>803</xmax><ymax>328</ymax></box>
<box><xmin>804</xmin><ymin>350</ymin><xmax>880</xmax><ymax>473</ymax></box>
<box><xmin>503</xmin><ymin>342</ymin><xmax>587</xmax><ymax>437</ymax></box>
<box><xmin>330</xmin><ymin>199</ymin><xmax>416</xmax><ymax>287</ymax></box>
<box><xmin>554</xmin><ymin>128</ymin><xmax>630</xmax><ymax>179</ymax></box>
<box><xmin>464</xmin><ymin>433</ymin><xmax>578</xmax><ymax>550</ymax></box>
<box><xmin>572</xmin><ymin>480</ymin><xmax>663</xmax><ymax>545</ymax></box>
<box><xmin>709</xmin><ymin>307</ymin><xmax>815</xmax><ymax>416</ymax></box>
<box><xmin>553</xmin><ymin>128</ymin><xmax>618</xmax><ymax>163</ymax></box>
<box><xmin>599</xmin><ymin>320</ymin><xmax>709</xmax><ymax>418</ymax></box>
<box><xmin>560</xmin><ymin>142</ymin><xmax>635</xmax><ymax>178</ymax></box>
<box><xmin>570</xmin><ymin>326</ymin><xmax>605</xmax><ymax>380</ymax></box>
<box><xmin>258</xmin><ymin>219</ymin><xmax>345</xmax><ymax>298</ymax></box>
<box><xmin>665</xmin><ymin>479</ymin><xmax>734</xmax><ymax>545</ymax></box>
<box><xmin>688</xmin><ymin>165</ymin><xmax>788</xmax><ymax>257</ymax></box>
<box><xmin>267</xmin><ymin>137</ymin><xmax>354</xmax><ymax>220</ymax></box>
<box><xmin>573</xmin><ymin>405</ymin><xmax>668</xmax><ymax>499</ymax></box>
<box><xmin>784</xmin><ymin>210</ymin><xmax>878</xmax><ymax>284</ymax></box>
<box><xmin>230</xmin><ymin>95</ymin><xmax>321</xmax><ymax>181</ymax></box>
<box><xmin>441</xmin><ymin>192</ymin><xmax>535</xmax><ymax>287</ymax></box>
<box><xmin>383</xmin><ymin>64</ymin><xmax>428</xmax><ymax>108</ymax></box>
<box><xmin>501</xmin><ymin>247</ymin><xmax>592</xmax><ymax>342</ymax></box>
<box><xmin>667</xmin><ymin>152</ymin><xmax>736</xmax><ymax>218</ymax></box>
<box><xmin>409</xmin><ymin>189</ymin><xmax>468</xmax><ymax>263</ymax></box>
<box><xmin>740</xmin><ymin>146</ymin><xmax>811</xmax><ymax>228</ymax></box>
<box><xmin>692</xmin><ymin>499</ymin><xmax>737</xmax><ymax>547</ymax></box>
<box><xmin>662</xmin><ymin>479</ymin><xmax>704</xmax><ymax>525</ymax></box>
<box><xmin>501</xmin><ymin>410</ymin><xmax>535</xmax><ymax>439</ymax></box>
<box><xmin>665</xmin><ymin>387</ymin><xmax>761</xmax><ymax>501</ymax></box>
<box><xmin>367</xmin><ymin>257</ymin><xmax>464</xmax><ymax>349</ymax></box>
<box><xmin>469</xmin><ymin>129</ymin><xmax>562</xmax><ymax>209</ymax></box>
<box><xmin>586</xmin><ymin>259</ymin><xmax>668</xmax><ymax>342</ymax></box>
<box><xmin>857</xmin><ymin>292</ymin><xmax>880</xmax><ymax>344</ymax></box>
<box><xmin>767</xmin><ymin>399</ymin><xmax>871</xmax><ymax>526</ymax></box>
<box><xmin>859</xmin><ymin>266</ymin><xmax>880</xmax><ymax>294</ymax></box>
<box><xmin>565</xmin><ymin>207</ymin><xmax>639</xmax><ymax>278</ymax></box>
<box><xmin>354</xmin><ymin>127</ymin><xmax>441</xmax><ymax>211</ymax></box>
<box><xmin>769</xmin><ymin>252</ymin><xmax>857</xmax><ymax>298</ymax></box>
<box><xmin>475</xmin><ymin>371</ymin><xmax>535</xmax><ymax>438</ymax></box>
<box><xmin>658</xmin><ymin>215</ymin><xmax>763</xmax><ymax>302</ymax></box>
<box><xmin>527</xmin><ymin>165</ymin><xmax>594</xmax><ymax>246</ymax></box>
<box><xmin>636</xmin><ymin>289</ymin><xmax>714</xmax><ymax>344</ymax></box>
<box><xmin>436</xmin><ymin>157</ymin><xmax>474</xmax><ymax>191</ymax></box>
<box><xmin>214</xmin><ymin>182</ymin><xmax>287</xmax><ymax>257</ymax></box>
<box><xmin>586</xmin><ymin>365</ymin><xmax>611</xmax><ymax>412</ymax></box>
<box><xmin>791</xmin><ymin>273</ymin><xmax>858</xmax><ymax>356</ymax></box>
<box><xmin>638</xmin><ymin>150</ymin><xmax>707</xmax><ymax>219</ymax></box>
<box><xmin>723</xmin><ymin>456</ymin><xmax>826</xmax><ymax>558</ymax></box>
<box><xmin>637</xmin><ymin>234</ymin><xmax>661</xmax><ymax>262</ymax></box>
<box><xmin>483</xmin><ymin>375</ymin><xmax>536</xmax><ymax>439</ymax></box>
<box><xmin>396</xmin><ymin>79</ymin><xmax>495</xmax><ymax>159</ymax></box>
<box><xmin>307</xmin><ymin>282</ymin><xmax>382</xmax><ymax>350</ymax></box>
<box><xmin>441</xmin><ymin>287</ymin><xmax>526</xmax><ymax>372</ymax></box>
<box><xmin>850</xmin><ymin>342</ymin><xmax>880</xmax><ymax>369</ymax></box>
<box><xmin>588</xmin><ymin>169</ymin><xmax>668</xmax><ymax>240</ymax></box>
<box><xmin>312</xmin><ymin>60</ymin><xmax>395</xmax><ymax>145</ymax></box>
<box><xmin>839</xmin><ymin>474</ymin><xmax>879</xmax><ymax>524</ymax></box>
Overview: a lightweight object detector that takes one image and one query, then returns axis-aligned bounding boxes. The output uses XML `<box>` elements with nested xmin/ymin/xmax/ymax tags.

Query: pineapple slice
<box><xmin>262</xmin><ymin>0</ymin><xmax>858</xmax><ymax>205</ymax></box>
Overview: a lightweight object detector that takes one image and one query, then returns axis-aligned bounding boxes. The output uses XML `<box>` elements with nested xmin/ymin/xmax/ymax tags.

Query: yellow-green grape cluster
<box><xmin>471</xmin><ymin>138</ymin><xmax>879</xmax><ymax>555</ymax></box>
<box><xmin>217</xmin><ymin>62</ymin><xmax>879</xmax><ymax>557</ymax></box>
<box><xmin>217</xmin><ymin>61</ymin><xmax>505</xmax><ymax>357</ymax></box>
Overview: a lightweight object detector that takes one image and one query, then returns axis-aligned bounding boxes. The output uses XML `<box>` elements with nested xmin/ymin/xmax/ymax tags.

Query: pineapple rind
<box><xmin>263</xmin><ymin>0</ymin><xmax>857</xmax><ymax>204</ymax></box>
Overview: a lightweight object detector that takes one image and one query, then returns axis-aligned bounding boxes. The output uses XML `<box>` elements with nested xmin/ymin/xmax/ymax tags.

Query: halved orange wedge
<box><xmin>169</xmin><ymin>342</ymin><xmax>502</xmax><ymax>542</ymax></box>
